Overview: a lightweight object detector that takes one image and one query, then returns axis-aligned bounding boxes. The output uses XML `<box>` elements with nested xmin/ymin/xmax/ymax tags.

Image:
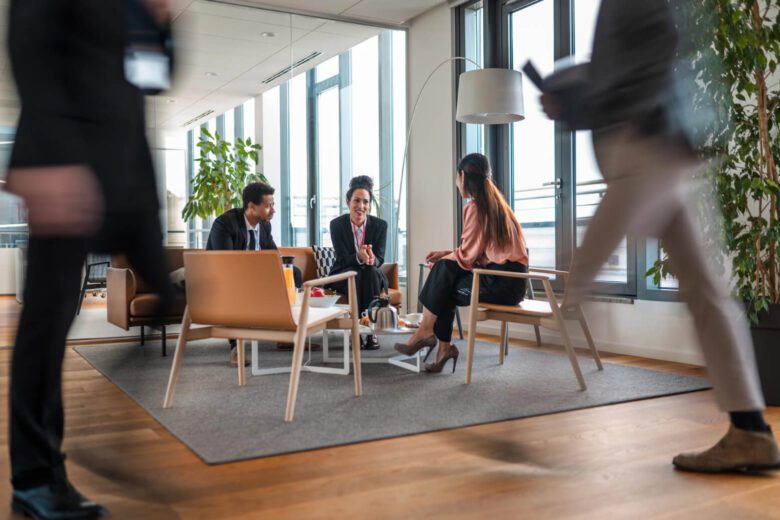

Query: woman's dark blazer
<box><xmin>328</xmin><ymin>214</ymin><xmax>388</xmax><ymax>275</ymax></box>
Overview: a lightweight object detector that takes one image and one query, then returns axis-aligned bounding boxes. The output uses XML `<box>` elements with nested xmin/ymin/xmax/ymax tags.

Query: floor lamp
<box><xmin>393</xmin><ymin>59</ymin><xmax>525</xmax><ymax>310</ymax></box>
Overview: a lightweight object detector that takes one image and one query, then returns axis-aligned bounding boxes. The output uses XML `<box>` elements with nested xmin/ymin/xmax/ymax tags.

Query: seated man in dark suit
<box><xmin>206</xmin><ymin>182</ymin><xmax>302</xmax><ymax>366</ymax></box>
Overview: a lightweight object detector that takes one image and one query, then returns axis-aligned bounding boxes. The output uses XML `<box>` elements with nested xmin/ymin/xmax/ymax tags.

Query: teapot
<box><xmin>366</xmin><ymin>295</ymin><xmax>398</xmax><ymax>332</ymax></box>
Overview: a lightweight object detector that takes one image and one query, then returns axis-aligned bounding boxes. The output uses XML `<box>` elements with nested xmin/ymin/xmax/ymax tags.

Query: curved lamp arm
<box><xmin>392</xmin><ymin>56</ymin><xmax>481</xmax><ymax>271</ymax></box>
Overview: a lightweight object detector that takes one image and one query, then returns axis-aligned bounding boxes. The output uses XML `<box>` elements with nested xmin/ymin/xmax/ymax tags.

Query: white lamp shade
<box><xmin>456</xmin><ymin>68</ymin><xmax>525</xmax><ymax>124</ymax></box>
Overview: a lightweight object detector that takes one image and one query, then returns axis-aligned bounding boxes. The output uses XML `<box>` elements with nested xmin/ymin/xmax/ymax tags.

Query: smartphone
<box><xmin>522</xmin><ymin>61</ymin><xmax>545</xmax><ymax>91</ymax></box>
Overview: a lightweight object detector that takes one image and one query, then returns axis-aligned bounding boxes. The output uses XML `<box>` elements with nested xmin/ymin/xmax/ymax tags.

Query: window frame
<box><xmin>454</xmin><ymin>0</ymin><xmax>676</xmax><ymax>301</ymax></box>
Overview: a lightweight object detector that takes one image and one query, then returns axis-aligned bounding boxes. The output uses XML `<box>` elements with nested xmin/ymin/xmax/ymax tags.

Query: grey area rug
<box><xmin>76</xmin><ymin>337</ymin><xmax>710</xmax><ymax>464</ymax></box>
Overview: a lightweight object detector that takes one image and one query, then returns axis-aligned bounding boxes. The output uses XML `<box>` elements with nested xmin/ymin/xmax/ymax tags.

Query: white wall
<box><xmin>406</xmin><ymin>3</ymin><xmax>457</xmax><ymax>311</ymax></box>
<box><xmin>404</xmin><ymin>3</ymin><xmax>705</xmax><ymax>366</ymax></box>
<box><xmin>0</xmin><ymin>248</ymin><xmax>17</xmax><ymax>295</ymax></box>
<box><xmin>255</xmin><ymin>93</ymin><xmax>283</xmax><ymax>236</ymax></box>
<box><xmin>470</xmin><ymin>299</ymin><xmax>705</xmax><ymax>366</ymax></box>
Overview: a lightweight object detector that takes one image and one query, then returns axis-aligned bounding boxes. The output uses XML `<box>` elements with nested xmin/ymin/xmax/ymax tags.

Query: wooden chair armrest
<box><xmin>472</xmin><ymin>269</ymin><xmax>560</xmax><ymax>307</ymax></box>
<box><xmin>472</xmin><ymin>268</ymin><xmax>554</xmax><ymax>282</ymax></box>
<box><xmin>528</xmin><ymin>267</ymin><xmax>569</xmax><ymax>278</ymax></box>
<box><xmin>303</xmin><ymin>271</ymin><xmax>357</xmax><ymax>288</ymax></box>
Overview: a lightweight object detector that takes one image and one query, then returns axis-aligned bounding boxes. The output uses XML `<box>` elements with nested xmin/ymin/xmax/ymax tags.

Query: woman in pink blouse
<box><xmin>395</xmin><ymin>153</ymin><xmax>529</xmax><ymax>373</ymax></box>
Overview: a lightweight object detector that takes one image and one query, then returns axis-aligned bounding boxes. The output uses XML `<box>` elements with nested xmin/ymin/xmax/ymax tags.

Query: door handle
<box><xmin>309</xmin><ymin>194</ymin><xmax>316</xmax><ymax>209</ymax></box>
<box><xmin>543</xmin><ymin>179</ymin><xmax>562</xmax><ymax>200</ymax></box>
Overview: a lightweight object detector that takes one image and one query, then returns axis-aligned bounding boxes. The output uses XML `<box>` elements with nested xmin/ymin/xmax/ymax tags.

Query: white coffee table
<box><xmin>321</xmin><ymin>304</ymin><xmax>429</xmax><ymax>373</ymax></box>
<box><xmin>250</xmin><ymin>304</ymin><xmax>428</xmax><ymax>376</ymax></box>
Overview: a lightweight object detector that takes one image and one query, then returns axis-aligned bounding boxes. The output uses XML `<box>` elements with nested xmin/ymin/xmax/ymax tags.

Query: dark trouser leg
<box><xmin>119</xmin><ymin>212</ymin><xmax>173</xmax><ymax>322</ymax></box>
<box><xmin>329</xmin><ymin>266</ymin><xmax>387</xmax><ymax>315</ymax></box>
<box><xmin>420</xmin><ymin>260</ymin><xmax>528</xmax><ymax>343</ymax></box>
<box><xmin>419</xmin><ymin>260</ymin><xmax>472</xmax><ymax>343</ymax></box>
<box><xmin>292</xmin><ymin>265</ymin><xmax>302</xmax><ymax>289</ymax></box>
<box><xmin>10</xmin><ymin>237</ymin><xmax>88</xmax><ymax>490</ymax></box>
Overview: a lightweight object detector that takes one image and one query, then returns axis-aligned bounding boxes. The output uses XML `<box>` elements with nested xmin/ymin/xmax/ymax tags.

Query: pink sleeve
<box><xmin>445</xmin><ymin>202</ymin><xmax>483</xmax><ymax>270</ymax></box>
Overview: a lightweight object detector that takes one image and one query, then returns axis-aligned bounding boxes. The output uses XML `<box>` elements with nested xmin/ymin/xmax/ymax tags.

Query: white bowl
<box><xmin>307</xmin><ymin>294</ymin><xmax>341</xmax><ymax>308</ymax></box>
<box><xmin>401</xmin><ymin>313</ymin><xmax>423</xmax><ymax>326</ymax></box>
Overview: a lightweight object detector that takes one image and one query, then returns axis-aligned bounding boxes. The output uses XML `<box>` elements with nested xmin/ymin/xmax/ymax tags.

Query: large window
<box><xmin>456</xmin><ymin>0</ymin><xmax>676</xmax><ymax>299</ymax></box>
<box><xmin>462</xmin><ymin>2</ymin><xmax>485</xmax><ymax>155</ymax></box>
<box><xmin>264</xmin><ymin>29</ymin><xmax>407</xmax><ymax>277</ymax></box>
<box><xmin>509</xmin><ymin>1</ymin><xmax>556</xmax><ymax>270</ymax></box>
<box><xmin>182</xmin><ymin>26</ymin><xmax>406</xmax><ymax>277</ymax></box>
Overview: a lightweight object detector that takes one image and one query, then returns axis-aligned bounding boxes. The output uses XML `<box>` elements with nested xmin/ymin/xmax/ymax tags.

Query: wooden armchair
<box><xmin>162</xmin><ymin>251</ymin><xmax>362</xmax><ymax>422</ymax></box>
<box><xmin>464</xmin><ymin>267</ymin><xmax>603</xmax><ymax>390</ymax></box>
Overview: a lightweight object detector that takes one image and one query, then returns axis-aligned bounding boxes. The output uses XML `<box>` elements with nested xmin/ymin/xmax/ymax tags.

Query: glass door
<box><xmin>509</xmin><ymin>0</ymin><xmax>558</xmax><ymax>270</ymax></box>
<box><xmin>315</xmin><ymin>84</ymin><xmax>341</xmax><ymax>246</ymax></box>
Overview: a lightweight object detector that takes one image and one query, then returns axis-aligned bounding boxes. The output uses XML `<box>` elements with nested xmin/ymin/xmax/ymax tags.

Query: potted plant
<box><xmin>182</xmin><ymin>127</ymin><xmax>267</xmax><ymax>221</ymax></box>
<box><xmin>647</xmin><ymin>0</ymin><xmax>780</xmax><ymax>404</ymax></box>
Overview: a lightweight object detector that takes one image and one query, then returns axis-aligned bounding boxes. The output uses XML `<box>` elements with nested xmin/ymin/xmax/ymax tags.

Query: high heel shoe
<box><xmin>394</xmin><ymin>335</ymin><xmax>436</xmax><ymax>356</ymax></box>
<box><xmin>425</xmin><ymin>345</ymin><xmax>459</xmax><ymax>373</ymax></box>
<box><xmin>422</xmin><ymin>344</ymin><xmax>437</xmax><ymax>362</ymax></box>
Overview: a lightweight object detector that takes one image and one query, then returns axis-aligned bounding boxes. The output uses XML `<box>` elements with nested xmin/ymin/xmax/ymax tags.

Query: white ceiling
<box><xmin>221</xmin><ymin>0</ymin><xmax>444</xmax><ymax>26</ymax></box>
<box><xmin>0</xmin><ymin>0</ymin><xmax>445</xmax><ymax>132</ymax></box>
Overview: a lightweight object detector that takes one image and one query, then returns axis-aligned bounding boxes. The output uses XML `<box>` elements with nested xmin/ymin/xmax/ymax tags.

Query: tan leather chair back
<box><xmin>278</xmin><ymin>246</ymin><xmax>318</xmax><ymax>282</ymax></box>
<box><xmin>380</xmin><ymin>263</ymin><xmax>399</xmax><ymax>290</ymax></box>
<box><xmin>184</xmin><ymin>251</ymin><xmax>296</xmax><ymax>330</ymax></box>
<box><xmin>112</xmin><ymin>248</ymin><xmax>191</xmax><ymax>293</ymax></box>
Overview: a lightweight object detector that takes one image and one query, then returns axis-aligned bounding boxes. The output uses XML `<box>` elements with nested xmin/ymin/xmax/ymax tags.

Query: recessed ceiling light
<box><xmin>260</xmin><ymin>31</ymin><xmax>276</xmax><ymax>38</ymax></box>
<box><xmin>205</xmin><ymin>71</ymin><xmax>218</xmax><ymax>77</ymax></box>
<box><xmin>166</xmin><ymin>98</ymin><xmax>176</xmax><ymax>104</ymax></box>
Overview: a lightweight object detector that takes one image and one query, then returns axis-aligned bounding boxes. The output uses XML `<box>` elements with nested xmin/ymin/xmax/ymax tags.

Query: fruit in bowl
<box><xmin>304</xmin><ymin>287</ymin><xmax>340</xmax><ymax>308</ymax></box>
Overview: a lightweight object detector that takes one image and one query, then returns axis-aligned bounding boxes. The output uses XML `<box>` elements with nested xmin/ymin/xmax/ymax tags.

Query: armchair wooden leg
<box><xmin>285</xmin><ymin>326</ymin><xmax>308</xmax><ymax>422</ymax></box>
<box><xmin>576</xmin><ymin>305</ymin><xmax>603</xmax><ymax>370</ymax></box>
<box><xmin>499</xmin><ymin>321</ymin><xmax>507</xmax><ymax>365</ymax></box>
<box><xmin>465</xmin><ymin>275</ymin><xmax>480</xmax><ymax>385</ymax></box>
<box><xmin>163</xmin><ymin>307</ymin><xmax>191</xmax><ymax>408</ymax></box>
<box><xmin>237</xmin><ymin>338</ymin><xmax>246</xmax><ymax>386</ymax></box>
<box><xmin>455</xmin><ymin>308</ymin><xmax>465</xmax><ymax>340</ymax></box>
<box><xmin>140</xmin><ymin>325</ymin><xmax>145</xmax><ymax>345</ymax></box>
<box><xmin>533</xmin><ymin>325</ymin><xmax>542</xmax><ymax>347</ymax></box>
<box><xmin>286</xmin><ymin>298</ymin><xmax>311</xmax><ymax>422</ymax></box>
<box><xmin>552</xmin><ymin>311</ymin><xmax>586</xmax><ymax>391</ymax></box>
<box><xmin>504</xmin><ymin>323</ymin><xmax>510</xmax><ymax>358</ymax></box>
<box><xmin>348</xmin><ymin>277</ymin><xmax>362</xmax><ymax>397</ymax></box>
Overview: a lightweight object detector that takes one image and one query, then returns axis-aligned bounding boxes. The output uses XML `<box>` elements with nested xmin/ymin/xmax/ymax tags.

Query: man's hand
<box><xmin>365</xmin><ymin>244</ymin><xmax>375</xmax><ymax>266</ymax></box>
<box><xmin>5</xmin><ymin>166</ymin><xmax>103</xmax><ymax>237</ymax></box>
<box><xmin>540</xmin><ymin>93</ymin><xmax>562</xmax><ymax>120</ymax></box>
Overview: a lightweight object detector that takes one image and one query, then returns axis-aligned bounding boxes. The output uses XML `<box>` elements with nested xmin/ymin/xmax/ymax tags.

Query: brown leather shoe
<box><xmin>673</xmin><ymin>425</ymin><xmax>780</xmax><ymax>473</ymax></box>
<box><xmin>230</xmin><ymin>346</ymin><xmax>249</xmax><ymax>367</ymax></box>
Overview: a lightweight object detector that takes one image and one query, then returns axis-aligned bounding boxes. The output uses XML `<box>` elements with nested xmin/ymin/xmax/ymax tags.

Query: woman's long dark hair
<box><xmin>458</xmin><ymin>153</ymin><xmax>522</xmax><ymax>249</ymax></box>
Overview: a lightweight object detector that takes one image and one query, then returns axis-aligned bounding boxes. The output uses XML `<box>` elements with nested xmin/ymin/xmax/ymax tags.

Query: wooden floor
<box><xmin>1</xmin><ymin>296</ymin><xmax>779</xmax><ymax>519</ymax></box>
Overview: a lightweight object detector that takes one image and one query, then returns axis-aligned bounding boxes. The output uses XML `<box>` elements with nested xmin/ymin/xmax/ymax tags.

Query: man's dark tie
<box><xmin>248</xmin><ymin>229</ymin><xmax>256</xmax><ymax>251</ymax></box>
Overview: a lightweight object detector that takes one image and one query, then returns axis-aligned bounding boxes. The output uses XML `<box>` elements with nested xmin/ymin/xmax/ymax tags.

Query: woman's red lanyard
<box><xmin>352</xmin><ymin>221</ymin><xmax>365</xmax><ymax>252</ymax></box>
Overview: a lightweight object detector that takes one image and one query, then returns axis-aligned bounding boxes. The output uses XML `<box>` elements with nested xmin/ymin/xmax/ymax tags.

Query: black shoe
<box><xmin>361</xmin><ymin>334</ymin><xmax>381</xmax><ymax>350</ymax></box>
<box><xmin>12</xmin><ymin>483</ymin><xmax>107</xmax><ymax>519</ymax></box>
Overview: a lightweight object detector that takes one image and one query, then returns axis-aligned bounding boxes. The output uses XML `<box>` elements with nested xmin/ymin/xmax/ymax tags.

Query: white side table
<box><xmin>322</xmin><ymin>323</ymin><xmax>429</xmax><ymax>374</ymax></box>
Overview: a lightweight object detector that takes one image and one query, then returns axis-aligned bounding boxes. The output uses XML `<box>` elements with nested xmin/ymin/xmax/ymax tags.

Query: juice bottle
<box><xmin>283</xmin><ymin>264</ymin><xmax>296</xmax><ymax>305</ymax></box>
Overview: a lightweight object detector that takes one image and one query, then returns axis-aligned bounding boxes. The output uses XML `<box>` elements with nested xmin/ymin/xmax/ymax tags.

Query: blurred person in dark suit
<box><xmin>3</xmin><ymin>0</ymin><xmax>174</xmax><ymax>518</ymax></box>
<box><xmin>540</xmin><ymin>0</ymin><xmax>779</xmax><ymax>473</ymax></box>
